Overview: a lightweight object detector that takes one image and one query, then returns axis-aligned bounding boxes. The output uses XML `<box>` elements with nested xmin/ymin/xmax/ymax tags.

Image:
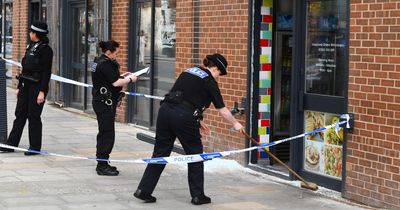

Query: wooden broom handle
<box><xmin>242</xmin><ymin>131</ymin><xmax>310</xmax><ymax>184</ymax></box>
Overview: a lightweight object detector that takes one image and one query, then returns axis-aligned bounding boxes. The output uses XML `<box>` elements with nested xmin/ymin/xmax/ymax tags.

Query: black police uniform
<box><xmin>91</xmin><ymin>54</ymin><xmax>123</xmax><ymax>168</ymax></box>
<box><xmin>137</xmin><ymin>66</ymin><xmax>225</xmax><ymax>198</ymax></box>
<box><xmin>3</xmin><ymin>41</ymin><xmax>53</xmax><ymax>152</ymax></box>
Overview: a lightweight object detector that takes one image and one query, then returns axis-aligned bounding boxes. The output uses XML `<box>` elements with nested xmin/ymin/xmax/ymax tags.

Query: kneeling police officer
<box><xmin>91</xmin><ymin>40</ymin><xmax>137</xmax><ymax>176</ymax></box>
<box><xmin>134</xmin><ymin>53</ymin><xmax>245</xmax><ymax>205</ymax></box>
<box><xmin>0</xmin><ymin>22</ymin><xmax>53</xmax><ymax>155</ymax></box>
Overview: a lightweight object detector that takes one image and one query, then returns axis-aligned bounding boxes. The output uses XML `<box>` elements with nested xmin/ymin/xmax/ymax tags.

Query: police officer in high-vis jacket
<box><xmin>91</xmin><ymin>40</ymin><xmax>137</xmax><ymax>176</ymax></box>
<box><xmin>0</xmin><ymin>22</ymin><xmax>53</xmax><ymax>155</ymax></box>
<box><xmin>134</xmin><ymin>53</ymin><xmax>245</xmax><ymax>205</ymax></box>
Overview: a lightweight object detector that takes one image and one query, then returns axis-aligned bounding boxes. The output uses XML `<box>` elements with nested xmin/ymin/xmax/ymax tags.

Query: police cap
<box><xmin>28</xmin><ymin>21</ymin><xmax>49</xmax><ymax>35</ymax></box>
<box><xmin>206</xmin><ymin>53</ymin><xmax>228</xmax><ymax>76</ymax></box>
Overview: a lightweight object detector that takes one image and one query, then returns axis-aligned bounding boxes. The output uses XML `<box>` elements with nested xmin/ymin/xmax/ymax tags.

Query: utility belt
<box><xmin>16</xmin><ymin>72</ymin><xmax>40</xmax><ymax>83</ymax></box>
<box><xmin>162</xmin><ymin>91</ymin><xmax>204</xmax><ymax>122</ymax></box>
<box><xmin>93</xmin><ymin>87</ymin><xmax>125</xmax><ymax>107</ymax></box>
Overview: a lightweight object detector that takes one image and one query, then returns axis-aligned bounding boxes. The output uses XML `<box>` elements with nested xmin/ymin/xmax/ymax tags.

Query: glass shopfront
<box><xmin>0</xmin><ymin>0</ymin><xmax>13</xmax><ymax>82</ymax></box>
<box><xmin>305</xmin><ymin>0</ymin><xmax>347</xmax><ymax>96</ymax></box>
<box><xmin>1</xmin><ymin>0</ymin><xmax>13</xmax><ymax>59</ymax></box>
<box><xmin>302</xmin><ymin>0</ymin><xmax>348</xmax><ymax>183</ymax></box>
<box><xmin>251</xmin><ymin>0</ymin><xmax>349</xmax><ymax>191</ymax></box>
<box><xmin>297</xmin><ymin>0</ymin><xmax>349</xmax><ymax>191</ymax></box>
<box><xmin>128</xmin><ymin>0</ymin><xmax>176</xmax><ymax>129</ymax></box>
<box><xmin>61</xmin><ymin>0</ymin><xmax>110</xmax><ymax>111</ymax></box>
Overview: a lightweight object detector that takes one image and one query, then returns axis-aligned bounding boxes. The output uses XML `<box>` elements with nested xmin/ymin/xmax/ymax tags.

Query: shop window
<box><xmin>29</xmin><ymin>0</ymin><xmax>47</xmax><ymax>23</ymax></box>
<box><xmin>1</xmin><ymin>0</ymin><xmax>12</xmax><ymax>58</ymax></box>
<box><xmin>305</xmin><ymin>0</ymin><xmax>347</xmax><ymax>96</ymax></box>
<box><xmin>129</xmin><ymin>0</ymin><xmax>176</xmax><ymax>128</ymax></box>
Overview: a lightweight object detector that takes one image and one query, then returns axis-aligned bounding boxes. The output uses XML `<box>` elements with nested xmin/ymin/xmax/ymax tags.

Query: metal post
<box><xmin>0</xmin><ymin>59</ymin><xmax>7</xmax><ymax>142</ymax></box>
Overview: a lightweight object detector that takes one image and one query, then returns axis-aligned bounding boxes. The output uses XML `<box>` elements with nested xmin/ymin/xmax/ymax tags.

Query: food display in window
<box><xmin>324</xmin><ymin>116</ymin><xmax>343</xmax><ymax>145</ymax></box>
<box><xmin>305</xmin><ymin>143</ymin><xmax>320</xmax><ymax>171</ymax></box>
<box><xmin>305</xmin><ymin>111</ymin><xmax>324</xmax><ymax>141</ymax></box>
<box><xmin>323</xmin><ymin>145</ymin><xmax>342</xmax><ymax>178</ymax></box>
<box><xmin>304</xmin><ymin>111</ymin><xmax>344</xmax><ymax>180</ymax></box>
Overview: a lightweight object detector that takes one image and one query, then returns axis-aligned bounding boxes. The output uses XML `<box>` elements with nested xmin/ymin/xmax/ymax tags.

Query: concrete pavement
<box><xmin>0</xmin><ymin>87</ymin><xmax>376</xmax><ymax>210</ymax></box>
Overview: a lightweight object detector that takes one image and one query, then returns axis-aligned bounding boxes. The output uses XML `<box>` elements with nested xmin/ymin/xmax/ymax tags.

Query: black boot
<box><xmin>191</xmin><ymin>195</ymin><xmax>211</xmax><ymax>205</ymax></box>
<box><xmin>96</xmin><ymin>164</ymin><xmax>119</xmax><ymax>176</ymax></box>
<box><xmin>24</xmin><ymin>151</ymin><xmax>40</xmax><ymax>156</ymax></box>
<box><xmin>133</xmin><ymin>189</ymin><xmax>156</xmax><ymax>203</ymax></box>
<box><xmin>0</xmin><ymin>147</ymin><xmax>14</xmax><ymax>153</ymax></box>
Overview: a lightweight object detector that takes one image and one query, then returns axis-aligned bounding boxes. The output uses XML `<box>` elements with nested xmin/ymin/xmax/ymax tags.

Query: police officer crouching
<box><xmin>0</xmin><ymin>22</ymin><xmax>53</xmax><ymax>155</ymax></box>
<box><xmin>134</xmin><ymin>53</ymin><xmax>245</xmax><ymax>205</ymax></box>
<box><xmin>91</xmin><ymin>40</ymin><xmax>137</xmax><ymax>176</ymax></box>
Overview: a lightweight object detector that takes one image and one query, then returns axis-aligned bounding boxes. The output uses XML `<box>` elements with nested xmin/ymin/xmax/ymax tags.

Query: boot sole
<box><xmin>96</xmin><ymin>171</ymin><xmax>119</xmax><ymax>176</ymax></box>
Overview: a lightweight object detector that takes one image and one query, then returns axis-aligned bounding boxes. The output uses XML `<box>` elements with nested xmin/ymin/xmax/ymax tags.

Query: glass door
<box><xmin>69</xmin><ymin>3</ymin><xmax>86</xmax><ymax>109</ymax></box>
<box><xmin>62</xmin><ymin>0</ymin><xmax>109</xmax><ymax>111</ymax></box>
<box><xmin>129</xmin><ymin>0</ymin><xmax>153</xmax><ymax>127</ymax></box>
<box><xmin>296</xmin><ymin>0</ymin><xmax>349</xmax><ymax>191</ymax></box>
<box><xmin>128</xmin><ymin>0</ymin><xmax>176</xmax><ymax>129</ymax></box>
<box><xmin>271</xmin><ymin>0</ymin><xmax>294</xmax><ymax>165</ymax></box>
<box><xmin>86</xmin><ymin>0</ymin><xmax>109</xmax><ymax>113</ymax></box>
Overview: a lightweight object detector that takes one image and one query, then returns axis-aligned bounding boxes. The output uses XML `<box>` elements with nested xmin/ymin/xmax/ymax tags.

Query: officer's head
<box><xmin>204</xmin><ymin>53</ymin><xmax>228</xmax><ymax>78</ymax></box>
<box><xmin>28</xmin><ymin>21</ymin><xmax>49</xmax><ymax>43</ymax></box>
<box><xmin>99</xmin><ymin>40</ymin><xmax>120</xmax><ymax>60</ymax></box>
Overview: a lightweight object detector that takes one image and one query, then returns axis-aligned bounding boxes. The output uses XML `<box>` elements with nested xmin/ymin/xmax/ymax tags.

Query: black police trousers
<box><xmin>6</xmin><ymin>82</ymin><xmax>44</xmax><ymax>150</ymax></box>
<box><xmin>137</xmin><ymin>102</ymin><xmax>204</xmax><ymax>197</ymax></box>
<box><xmin>94</xmin><ymin>102</ymin><xmax>117</xmax><ymax>166</ymax></box>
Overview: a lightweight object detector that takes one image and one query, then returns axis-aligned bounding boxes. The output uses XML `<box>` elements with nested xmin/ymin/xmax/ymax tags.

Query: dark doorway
<box><xmin>64</xmin><ymin>1</ymin><xmax>86</xmax><ymax>110</ymax></box>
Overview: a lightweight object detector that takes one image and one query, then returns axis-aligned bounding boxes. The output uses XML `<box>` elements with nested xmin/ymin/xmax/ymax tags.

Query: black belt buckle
<box><xmin>16</xmin><ymin>73</ymin><xmax>40</xmax><ymax>83</ymax></box>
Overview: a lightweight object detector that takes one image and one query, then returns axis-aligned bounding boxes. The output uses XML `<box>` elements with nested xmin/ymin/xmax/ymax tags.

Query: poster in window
<box><xmin>304</xmin><ymin>110</ymin><xmax>343</xmax><ymax>180</ymax></box>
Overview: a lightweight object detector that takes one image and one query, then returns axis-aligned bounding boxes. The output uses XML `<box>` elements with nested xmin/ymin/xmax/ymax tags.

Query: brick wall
<box><xmin>346</xmin><ymin>1</ymin><xmax>400</xmax><ymax>209</ymax></box>
<box><xmin>11</xmin><ymin>0</ymin><xmax>29</xmax><ymax>88</ymax></box>
<box><xmin>176</xmin><ymin>0</ymin><xmax>249</xmax><ymax>164</ymax></box>
<box><xmin>111</xmin><ymin>0</ymin><xmax>130</xmax><ymax>122</ymax></box>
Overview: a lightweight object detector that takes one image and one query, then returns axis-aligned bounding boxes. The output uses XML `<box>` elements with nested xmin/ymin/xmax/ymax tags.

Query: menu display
<box><xmin>304</xmin><ymin>111</ymin><xmax>343</xmax><ymax>180</ymax></box>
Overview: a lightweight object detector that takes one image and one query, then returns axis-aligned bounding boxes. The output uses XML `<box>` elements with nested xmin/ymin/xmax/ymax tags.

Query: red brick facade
<box><xmin>111</xmin><ymin>0</ymin><xmax>131</xmax><ymax>122</ymax></box>
<box><xmin>346</xmin><ymin>1</ymin><xmax>400</xmax><ymax>209</ymax></box>
<box><xmin>11</xmin><ymin>1</ymin><xmax>29</xmax><ymax>88</ymax></box>
<box><xmin>175</xmin><ymin>0</ymin><xmax>248</xmax><ymax>163</ymax></box>
<box><xmin>10</xmin><ymin>1</ymin><xmax>400</xmax><ymax>209</ymax></box>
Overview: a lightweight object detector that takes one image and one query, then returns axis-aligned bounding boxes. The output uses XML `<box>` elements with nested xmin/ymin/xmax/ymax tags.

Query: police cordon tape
<box><xmin>1</xmin><ymin>57</ymin><xmax>351</xmax><ymax>164</ymax></box>
<box><xmin>0</xmin><ymin>115</ymin><xmax>350</xmax><ymax>164</ymax></box>
<box><xmin>1</xmin><ymin>57</ymin><xmax>165</xmax><ymax>101</ymax></box>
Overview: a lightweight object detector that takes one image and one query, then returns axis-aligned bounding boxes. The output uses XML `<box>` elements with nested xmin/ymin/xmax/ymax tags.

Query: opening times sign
<box><xmin>305</xmin><ymin>0</ymin><xmax>347</xmax><ymax>96</ymax></box>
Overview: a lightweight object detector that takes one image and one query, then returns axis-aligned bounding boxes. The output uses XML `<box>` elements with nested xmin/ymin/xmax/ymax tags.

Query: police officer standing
<box><xmin>91</xmin><ymin>40</ymin><xmax>137</xmax><ymax>176</ymax></box>
<box><xmin>0</xmin><ymin>22</ymin><xmax>53</xmax><ymax>155</ymax></box>
<box><xmin>134</xmin><ymin>53</ymin><xmax>245</xmax><ymax>205</ymax></box>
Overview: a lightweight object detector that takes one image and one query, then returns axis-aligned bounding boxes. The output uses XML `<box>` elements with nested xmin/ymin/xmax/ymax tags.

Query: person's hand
<box><xmin>37</xmin><ymin>91</ymin><xmax>45</xmax><ymax>105</ymax></box>
<box><xmin>200</xmin><ymin>121</ymin><xmax>210</xmax><ymax>135</ymax></box>
<box><xmin>16</xmin><ymin>89</ymin><xmax>19</xmax><ymax>98</ymax></box>
<box><xmin>128</xmin><ymin>74</ymin><xmax>138</xmax><ymax>83</ymax></box>
<box><xmin>121</xmin><ymin>72</ymin><xmax>132</xmax><ymax>77</ymax></box>
<box><xmin>233</xmin><ymin>122</ymin><xmax>245</xmax><ymax>134</ymax></box>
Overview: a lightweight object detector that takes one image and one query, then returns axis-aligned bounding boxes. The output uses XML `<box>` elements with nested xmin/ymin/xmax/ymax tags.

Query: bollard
<box><xmin>0</xmin><ymin>59</ymin><xmax>7</xmax><ymax>142</ymax></box>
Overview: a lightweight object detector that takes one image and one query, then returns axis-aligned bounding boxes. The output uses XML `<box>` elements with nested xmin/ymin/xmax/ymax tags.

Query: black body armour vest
<box><xmin>91</xmin><ymin>56</ymin><xmax>123</xmax><ymax>106</ymax></box>
<box><xmin>21</xmin><ymin>42</ymin><xmax>47</xmax><ymax>81</ymax></box>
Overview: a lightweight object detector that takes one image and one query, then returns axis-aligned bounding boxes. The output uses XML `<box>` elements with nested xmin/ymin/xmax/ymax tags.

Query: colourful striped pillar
<box><xmin>258</xmin><ymin>0</ymin><xmax>273</xmax><ymax>158</ymax></box>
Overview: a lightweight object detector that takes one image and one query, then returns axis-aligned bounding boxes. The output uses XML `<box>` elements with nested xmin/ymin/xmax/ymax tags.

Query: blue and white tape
<box><xmin>0</xmin><ymin>115</ymin><xmax>350</xmax><ymax>164</ymax></box>
<box><xmin>1</xmin><ymin>57</ymin><xmax>165</xmax><ymax>101</ymax></box>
